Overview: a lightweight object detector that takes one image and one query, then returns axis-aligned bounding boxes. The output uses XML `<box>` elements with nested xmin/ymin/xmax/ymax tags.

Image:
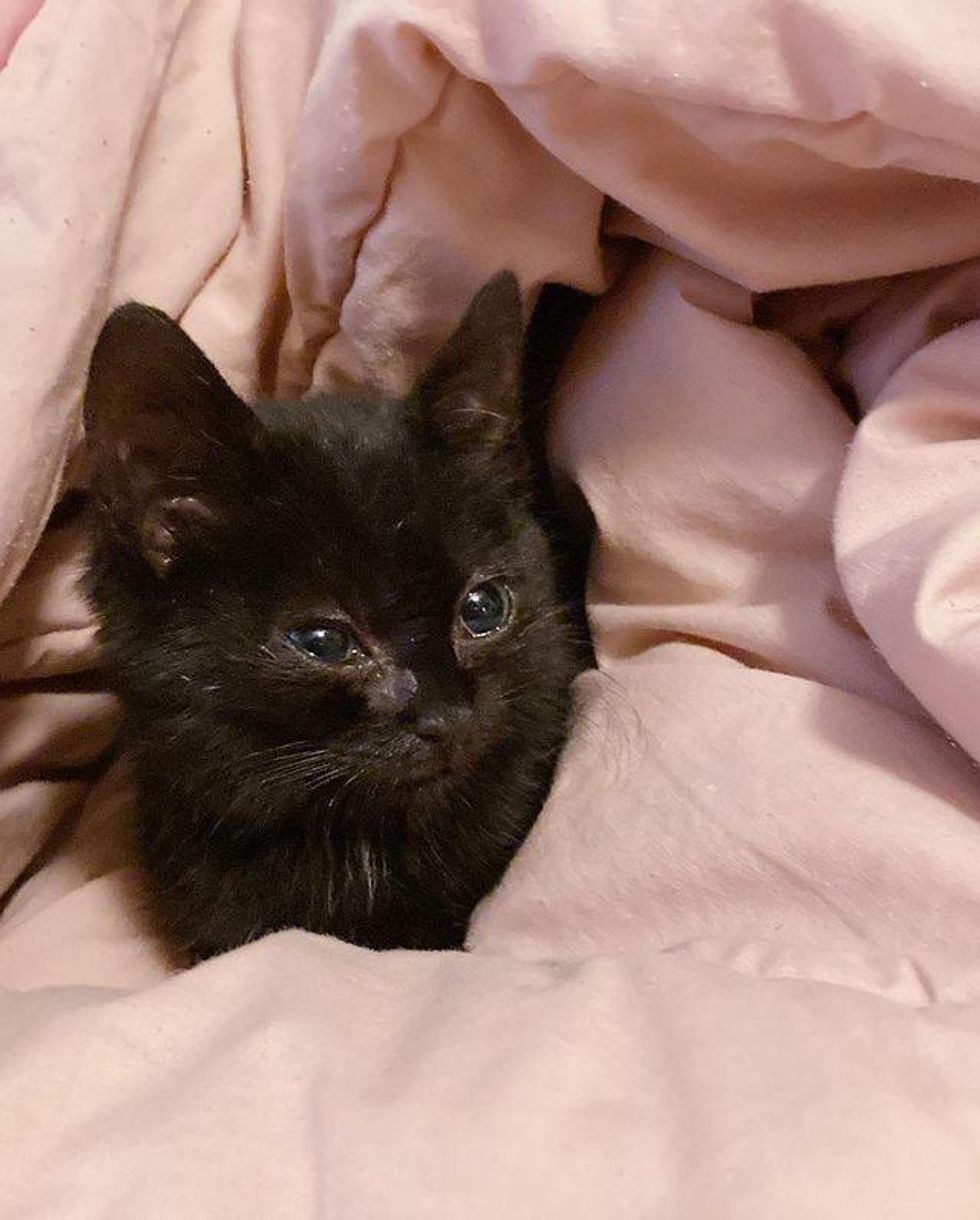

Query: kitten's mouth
<box><xmin>388</xmin><ymin>737</ymin><xmax>466</xmax><ymax>789</ymax></box>
<box><xmin>392</xmin><ymin>753</ymin><xmax>455</xmax><ymax>787</ymax></box>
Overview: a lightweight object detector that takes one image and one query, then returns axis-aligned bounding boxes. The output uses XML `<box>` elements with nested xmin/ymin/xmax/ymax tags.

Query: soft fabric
<box><xmin>0</xmin><ymin>0</ymin><xmax>42</xmax><ymax>68</ymax></box>
<box><xmin>5</xmin><ymin>1</ymin><xmax>980</xmax><ymax>1215</ymax></box>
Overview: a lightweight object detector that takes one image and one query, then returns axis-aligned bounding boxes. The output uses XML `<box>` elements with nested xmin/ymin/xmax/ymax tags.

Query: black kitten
<box><xmin>82</xmin><ymin>274</ymin><xmax>583</xmax><ymax>961</ymax></box>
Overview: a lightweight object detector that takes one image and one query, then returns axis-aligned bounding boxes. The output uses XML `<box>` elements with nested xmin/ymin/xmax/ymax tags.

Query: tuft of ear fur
<box><xmin>84</xmin><ymin>304</ymin><xmax>260</xmax><ymax>576</ymax></box>
<box><xmin>415</xmin><ymin>271</ymin><xmax>525</xmax><ymax>457</ymax></box>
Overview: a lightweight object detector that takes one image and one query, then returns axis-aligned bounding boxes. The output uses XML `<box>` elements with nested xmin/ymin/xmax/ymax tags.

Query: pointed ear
<box><xmin>415</xmin><ymin>271</ymin><xmax>525</xmax><ymax>456</ymax></box>
<box><xmin>84</xmin><ymin>303</ymin><xmax>260</xmax><ymax>576</ymax></box>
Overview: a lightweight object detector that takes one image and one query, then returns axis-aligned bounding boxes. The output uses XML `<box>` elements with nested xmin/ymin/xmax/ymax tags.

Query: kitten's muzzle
<box><xmin>393</xmin><ymin>703</ymin><xmax>475</xmax><ymax>784</ymax></box>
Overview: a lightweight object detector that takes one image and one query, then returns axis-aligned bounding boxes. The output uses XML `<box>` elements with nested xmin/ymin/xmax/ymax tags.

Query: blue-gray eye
<box><xmin>458</xmin><ymin>579</ymin><xmax>513</xmax><ymax>638</ymax></box>
<box><xmin>286</xmin><ymin>624</ymin><xmax>359</xmax><ymax>664</ymax></box>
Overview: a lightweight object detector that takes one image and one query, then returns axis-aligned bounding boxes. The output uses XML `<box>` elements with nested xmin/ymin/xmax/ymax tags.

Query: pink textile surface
<box><xmin>0</xmin><ymin>0</ymin><xmax>41</xmax><ymax>67</ymax></box>
<box><xmin>5</xmin><ymin>1</ymin><xmax>980</xmax><ymax>1216</ymax></box>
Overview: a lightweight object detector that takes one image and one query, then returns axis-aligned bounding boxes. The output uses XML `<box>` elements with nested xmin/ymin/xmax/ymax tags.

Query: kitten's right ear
<box><xmin>84</xmin><ymin>303</ymin><xmax>260</xmax><ymax>576</ymax></box>
<box><xmin>415</xmin><ymin>271</ymin><xmax>525</xmax><ymax>460</ymax></box>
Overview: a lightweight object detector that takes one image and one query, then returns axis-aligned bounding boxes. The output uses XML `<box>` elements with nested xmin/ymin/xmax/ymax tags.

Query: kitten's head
<box><xmin>84</xmin><ymin>274</ymin><xmax>578</xmax><ymax>824</ymax></box>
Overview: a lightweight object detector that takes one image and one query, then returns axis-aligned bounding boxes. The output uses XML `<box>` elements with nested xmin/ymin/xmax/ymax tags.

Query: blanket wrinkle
<box><xmin>661</xmin><ymin>936</ymin><xmax>945</xmax><ymax>1007</ymax></box>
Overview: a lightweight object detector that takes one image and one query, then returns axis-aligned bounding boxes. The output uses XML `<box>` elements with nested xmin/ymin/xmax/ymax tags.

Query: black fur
<box><xmin>82</xmin><ymin>274</ymin><xmax>584</xmax><ymax>961</ymax></box>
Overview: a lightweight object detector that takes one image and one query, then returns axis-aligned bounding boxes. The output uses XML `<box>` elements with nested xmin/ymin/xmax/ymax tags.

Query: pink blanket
<box><xmin>5</xmin><ymin>1</ymin><xmax>980</xmax><ymax>1215</ymax></box>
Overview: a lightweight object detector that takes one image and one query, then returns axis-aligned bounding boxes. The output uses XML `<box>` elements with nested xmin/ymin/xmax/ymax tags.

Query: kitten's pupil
<box><xmin>458</xmin><ymin>579</ymin><xmax>512</xmax><ymax>637</ymax></box>
<box><xmin>287</xmin><ymin>624</ymin><xmax>358</xmax><ymax>664</ymax></box>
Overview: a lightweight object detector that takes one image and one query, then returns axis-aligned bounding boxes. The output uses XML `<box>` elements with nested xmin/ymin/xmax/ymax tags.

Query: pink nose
<box><xmin>369</xmin><ymin>668</ymin><xmax>420</xmax><ymax>718</ymax></box>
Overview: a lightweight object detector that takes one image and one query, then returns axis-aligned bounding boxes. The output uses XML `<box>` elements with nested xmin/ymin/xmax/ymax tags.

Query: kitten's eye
<box><xmin>457</xmin><ymin>579</ymin><xmax>513</xmax><ymax>638</ymax></box>
<box><xmin>286</xmin><ymin>623</ymin><xmax>361</xmax><ymax>664</ymax></box>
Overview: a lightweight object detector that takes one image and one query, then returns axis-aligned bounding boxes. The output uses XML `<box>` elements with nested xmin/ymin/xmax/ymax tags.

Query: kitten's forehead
<box><xmin>250</xmin><ymin>396</ymin><xmax>514</xmax><ymax>611</ymax></box>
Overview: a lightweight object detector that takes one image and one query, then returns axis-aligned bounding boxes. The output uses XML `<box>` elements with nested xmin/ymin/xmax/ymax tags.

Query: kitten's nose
<box><xmin>413</xmin><ymin>703</ymin><xmax>473</xmax><ymax>742</ymax></box>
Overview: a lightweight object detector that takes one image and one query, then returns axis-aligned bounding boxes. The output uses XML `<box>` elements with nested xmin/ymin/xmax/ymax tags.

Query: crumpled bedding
<box><xmin>5</xmin><ymin>1</ymin><xmax>980</xmax><ymax>1215</ymax></box>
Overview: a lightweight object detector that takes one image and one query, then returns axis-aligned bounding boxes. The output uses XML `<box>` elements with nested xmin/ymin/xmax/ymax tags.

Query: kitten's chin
<box><xmin>382</xmin><ymin>750</ymin><xmax>477</xmax><ymax>806</ymax></box>
<box><xmin>388</xmin><ymin>757</ymin><xmax>457</xmax><ymax>793</ymax></box>
<box><xmin>380</xmin><ymin>732</ymin><xmax>480</xmax><ymax>795</ymax></box>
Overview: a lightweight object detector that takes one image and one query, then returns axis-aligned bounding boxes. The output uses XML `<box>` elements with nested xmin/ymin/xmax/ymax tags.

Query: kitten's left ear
<box><xmin>415</xmin><ymin>271</ymin><xmax>524</xmax><ymax>456</ymax></box>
